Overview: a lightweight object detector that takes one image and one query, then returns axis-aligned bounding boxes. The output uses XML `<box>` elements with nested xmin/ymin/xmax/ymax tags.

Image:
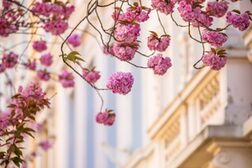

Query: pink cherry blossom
<box><xmin>58</xmin><ymin>69</ymin><xmax>75</xmax><ymax>88</ymax></box>
<box><xmin>147</xmin><ymin>54</ymin><xmax>172</xmax><ymax>75</ymax></box>
<box><xmin>25</xmin><ymin>59</ymin><xmax>36</xmax><ymax>70</ymax></box>
<box><xmin>106</xmin><ymin>72</ymin><xmax>134</xmax><ymax>95</ymax></box>
<box><xmin>44</xmin><ymin>20</ymin><xmax>68</xmax><ymax>35</ymax></box>
<box><xmin>33</xmin><ymin>123</ymin><xmax>44</xmax><ymax>133</ymax></box>
<box><xmin>112</xmin><ymin>42</ymin><xmax>137</xmax><ymax>61</ymax></box>
<box><xmin>202</xmin><ymin>52</ymin><xmax>227</xmax><ymax>70</ymax></box>
<box><xmin>40</xmin><ymin>53</ymin><xmax>53</xmax><ymax>67</ymax></box>
<box><xmin>114</xmin><ymin>23</ymin><xmax>140</xmax><ymax>43</ymax></box>
<box><xmin>135</xmin><ymin>7</ymin><xmax>151</xmax><ymax>22</ymax></box>
<box><xmin>96</xmin><ymin>110</ymin><xmax>116</xmax><ymax>126</ymax></box>
<box><xmin>124</xmin><ymin>6</ymin><xmax>151</xmax><ymax>22</ymax></box>
<box><xmin>103</xmin><ymin>45</ymin><xmax>114</xmax><ymax>55</ymax></box>
<box><xmin>32</xmin><ymin>2</ymin><xmax>74</xmax><ymax>19</ymax></box>
<box><xmin>9</xmin><ymin>82</ymin><xmax>49</xmax><ymax>117</ymax></box>
<box><xmin>192</xmin><ymin>12</ymin><xmax>213</xmax><ymax>27</ymax></box>
<box><xmin>178</xmin><ymin>1</ymin><xmax>201</xmax><ymax>22</ymax></box>
<box><xmin>0</xmin><ymin>15</ymin><xmax>19</xmax><ymax>37</ymax></box>
<box><xmin>37</xmin><ymin>70</ymin><xmax>50</xmax><ymax>81</ymax></box>
<box><xmin>67</xmin><ymin>34</ymin><xmax>81</xmax><ymax>47</ymax></box>
<box><xmin>32</xmin><ymin>1</ymin><xmax>74</xmax><ymax>35</ymax></box>
<box><xmin>206</xmin><ymin>0</ymin><xmax>229</xmax><ymax>18</ymax></box>
<box><xmin>96</xmin><ymin>112</ymin><xmax>109</xmax><ymax>124</ymax></box>
<box><xmin>64</xmin><ymin>4</ymin><xmax>75</xmax><ymax>19</ymax></box>
<box><xmin>2</xmin><ymin>52</ymin><xmax>18</xmax><ymax>68</ymax></box>
<box><xmin>32</xmin><ymin>40</ymin><xmax>47</xmax><ymax>52</ymax></box>
<box><xmin>202</xmin><ymin>30</ymin><xmax>227</xmax><ymax>47</ymax></box>
<box><xmin>226</xmin><ymin>11</ymin><xmax>250</xmax><ymax>31</ymax></box>
<box><xmin>148</xmin><ymin>34</ymin><xmax>170</xmax><ymax>52</ymax></box>
<box><xmin>82</xmin><ymin>69</ymin><xmax>101</xmax><ymax>84</ymax></box>
<box><xmin>39</xmin><ymin>140</ymin><xmax>53</xmax><ymax>150</ymax></box>
<box><xmin>103</xmin><ymin>113</ymin><xmax>116</xmax><ymax>126</ymax></box>
<box><xmin>113</xmin><ymin>5</ymin><xmax>150</xmax><ymax>22</ymax></box>
<box><xmin>151</xmin><ymin>0</ymin><xmax>176</xmax><ymax>15</ymax></box>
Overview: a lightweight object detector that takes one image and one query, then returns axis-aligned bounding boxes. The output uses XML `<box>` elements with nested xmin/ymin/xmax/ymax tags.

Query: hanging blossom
<box><xmin>106</xmin><ymin>72</ymin><xmax>134</xmax><ymax>95</ymax></box>
<box><xmin>0</xmin><ymin>1</ymin><xmax>24</xmax><ymax>37</ymax></box>
<box><xmin>40</xmin><ymin>53</ymin><xmax>53</xmax><ymax>67</ymax></box>
<box><xmin>112</xmin><ymin>42</ymin><xmax>138</xmax><ymax>61</ymax></box>
<box><xmin>32</xmin><ymin>1</ymin><xmax>75</xmax><ymax>35</ymax></box>
<box><xmin>226</xmin><ymin>11</ymin><xmax>251</xmax><ymax>31</ymax></box>
<box><xmin>206</xmin><ymin>0</ymin><xmax>229</xmax><ymax>18</ymax></box>
<box><xmin>112</xmin><ymin>3</ymin><xmax>150</xmax><ymax>61</ymax></box>
<box><xmin>67</xmin><ymin>34</ymin><xmax>81</xmax><ymax>47</ymax></box>
<box><xmin>147</xmin><ymin>32</ymin><xmax>170</xmax><ymax>52</ymax></box>
<box><xmin>112</xmin><ymin>4</ymin><xmax>151</xmax><ymax>22</ymax></box>
<box><xmin>96</xmin><ymin>109</ymin><xmax>116</xmax><ymax>126</ymax></box>
<box><xmin>44</xmin><ymin>20</ymin><xmax>69</xmax><ymax>35</ymax></box>
<box><xmin>37</xmin><ymin>70</ymin><xmax>50</xmax><ymax>81</ymax></box>
<box><xmin>32</xmin><ymin>40</ymin><xmax>47</xmax><ymax>52</ymax></box>
<box><xmin>39</xmin><ymin>140</ymin><xmax>54</xmax><ymax>151</ymax></box>
<box><xmin>192</xmin><ymin>11</ymin><xmax>213</xmax><ymax>27</ymax></box>
<box><xmin>82</xmin><ymin>68</ymin><xmax>101</xmax><ymax>84</ymax></box>
<box><xmin>178</xmin><ymin>0</ymin><xmax>213</xmax><ymax>27</ymax></box>
<box><xmin>202</xmin><ymin>30</ymin><xmax>227</xmax><ymax>47</ymax></box>
<box><xmin>202</xmin><ymin>49</ymin><xmax>227</xmax><ymax>70</ymax></box>
<box><xmin>147</xmin><ymin>54</ymin><xmax>172</xmax><ymax>75</ymax></box>
<box><xmin>25</xmin><ymin>59</ymin><xmax>37</xmax><ymax>71</ymax></box>
<box><xmin>58</xmin><ymin>69</ymin><xmax>75</xmax><ymax>88</ymax></box>
<box><xmin>2</xmin><ymin>52</ymin><xmax>18</xmax><ymax>68</ymax></box>
<box><xmin>103</xmin><ymin>45</ymin><xmax>114</xmax><ymax>56</ymax></box>
<box><xmin>151</xmin><ymin>0</ymin><xmax>176</xmax><ymax>15</ymax></box>
<box><xmin>114</xmin><ymin>23</ymin><xmax>141</xmax><ymax>43</ymax></box>
<box><xmin>178</xmin><ymin>0</ymin><xmax>201</xmax><ymax>22</ymax></box>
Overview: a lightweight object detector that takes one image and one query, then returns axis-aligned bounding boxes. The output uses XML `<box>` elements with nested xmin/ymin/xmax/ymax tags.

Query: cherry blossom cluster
<box><xmin>26</xmin><ymin>40</ymin><xmax>77</xmax><ymax>87</ymax></box>
<box><xmin>67</xmin><ymin>34</ymin><xmax>81</xmax><ymax>48</ymax></box>
<box><xmin>58</xmin><ymin>69</ymin><xmax>75</xmax><ymax>88</ymax></box>
<box><xmin>1</xmin><ymin>52</ymin><xmax>18</xmax><ymax>70</ymax></box>
<box><xmin>82</xmin><ymin>68</ymin><xmax>101</xmax><ymax>84</ymax></box>
<box><xmin>96</xmin><ymin>109</ymin><xmax>116</xmax><ymax>126</ymax></box>
<box><xmin>202</xmin><ymin>48</ymin><xmax>227</xmax><ymax>70</ymax></box>
<box><xmin>33</xmin><ymin>40</ymin><xmax>47</xmax><ymax>52</ymax></box>
<box><xmin>106</xmin><ymin>72</ymin><xmax>134</xmax><ymax>95</ymax></box>
<box><xmin>0</xmin><ymin>83</ymin><xmax>50</xmax><ymax>167</ymax></box>
<box><xmin>226</xmin><ymin>11</ymin><xmax>251</xmax><ymax>31</ymax></box>
<box><xmin>111</xmin><ymin>3</ymin><xmax>151</xmax><ymax>61</ymax></box>
<box><xmin>202</xmin><ymin>30</ymin><xmax>228</xmax><ymax>47</ymax></box>
<box><xmin>32</xmin><ymin>1</ymin><xmax>74</xmax><ymax>35</ymax></box>
<box><xmin>0</xmin><ymin>83</ymin><xmax>49</xmax><ymax>135</ymax></box>
<box><xmin>147</xmin><ymin>54</ymin><xmax>172</xmax><ymax>75</ymax></box>
<box><xmin>147</xmin><ymin>32</ymin><xmax>170</xmax><ymax>52</ymax></box>
<box><xmin>0</xmin><ymin>0</ymin><xmax>25</xmax><ymax>37</ymax></box>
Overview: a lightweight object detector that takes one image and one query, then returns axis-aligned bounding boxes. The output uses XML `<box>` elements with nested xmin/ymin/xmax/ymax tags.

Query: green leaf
<box><xmin>63</xmin><ymin>51</ymin><xmax>85</xmax><ymax>65</ymax></box>
<box><xmin>12</xmin><ymin>157</ymin><xmax>23</xmax><ymax>167</ymax></box>
<box><xmin>13</xmin><ymin>144</ymin><xmax>23</xmax><ymax>157</ymax></box>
